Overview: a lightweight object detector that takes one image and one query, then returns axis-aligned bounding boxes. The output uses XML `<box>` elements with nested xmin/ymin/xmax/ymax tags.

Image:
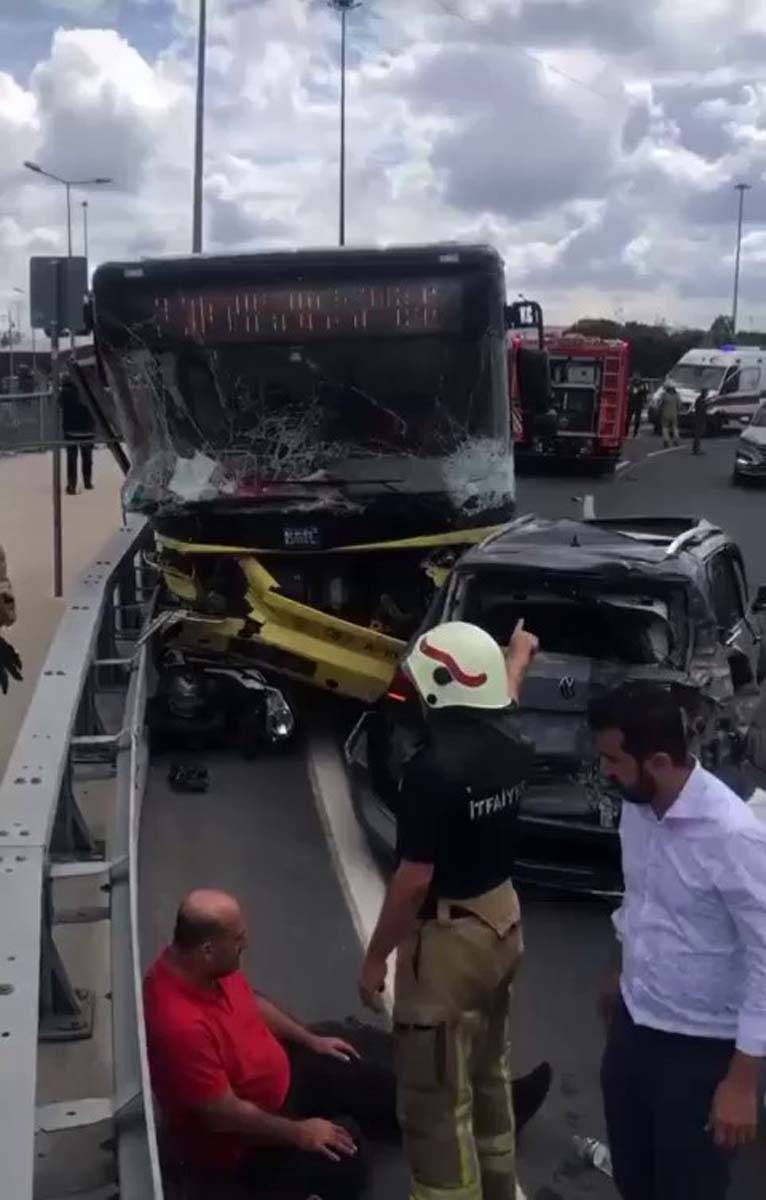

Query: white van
<box><xmin>649</xmin><ymin>346</ymin><xmax>766</xmax><ymax>434</ymax></box>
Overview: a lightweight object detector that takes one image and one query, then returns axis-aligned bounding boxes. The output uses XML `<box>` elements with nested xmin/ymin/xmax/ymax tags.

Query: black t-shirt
<box><xmin>395</xmin><ymin>706</ymin><xmax>534</xmax><ymax>905</ymax></box>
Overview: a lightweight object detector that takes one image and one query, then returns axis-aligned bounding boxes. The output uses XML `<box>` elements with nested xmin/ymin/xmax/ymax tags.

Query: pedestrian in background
<box><xmin>692</xmin><ymin>388</ymin><xmax>708</xmax><ymax>455</ymax></box>
<box><xmin>589</xmin><ymin>683</ymin><xmax>766</xmax><ymax>1200</ymax></box>
<box><xmin>627</xmin><ymin>375</ymin><xmax>648</xmax><ymax>438</ymax></box>
<box><xmin>59</xmin><ymin>370</ymin><xmax>95</xmax><ymax>494</ymax></box>
<box><xmin>658</xmin><ymin>383</ymin><xmax>680</xmax><ymax>447</ymax></box>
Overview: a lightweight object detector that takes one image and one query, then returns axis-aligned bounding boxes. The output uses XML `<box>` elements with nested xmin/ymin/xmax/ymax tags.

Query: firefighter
<box><xmin>658</xmin><ymin>383</ymin><xmax>680</xmax><ymax>447</ymax></box>
<box><xmin>359</xmin><ymin>619</ymin><xmax>540</xmax><ymax>1200</ymax></box>
<box><xmin>0</xmin><ymin>545</ymin><xmax>23</xmax><ymax>694</ymax></box>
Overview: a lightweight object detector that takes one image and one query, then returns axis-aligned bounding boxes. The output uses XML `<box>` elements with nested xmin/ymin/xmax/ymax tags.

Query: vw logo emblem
<box><xmin>559</xmin><ymin>675</ymin><xmax>576</xmax><ymax>700</ymax></box>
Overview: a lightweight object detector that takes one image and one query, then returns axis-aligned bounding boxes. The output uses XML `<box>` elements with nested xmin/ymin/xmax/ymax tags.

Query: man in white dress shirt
<box><xmin>588</xmin><ymin>683</ymin><xmax>765</xmax><ymax>1200</ymax></box>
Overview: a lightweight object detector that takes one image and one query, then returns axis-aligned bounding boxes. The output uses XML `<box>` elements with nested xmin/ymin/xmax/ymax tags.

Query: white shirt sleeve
<box><xmin>611</xmin><ymin>904</ymin><xmax>625</xmax><ymax>944</ymax></box>
<box><xmin>718</xmin><ymin>826</ymin><xmax>766</xmax><ymax>1056</ymax></box>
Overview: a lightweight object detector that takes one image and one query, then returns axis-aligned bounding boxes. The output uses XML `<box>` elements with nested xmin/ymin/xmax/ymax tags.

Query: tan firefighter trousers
<box><xmin>394</xmin><ymin>880</ymin><xmax>523</xmax><ymax>1200</ymax></box>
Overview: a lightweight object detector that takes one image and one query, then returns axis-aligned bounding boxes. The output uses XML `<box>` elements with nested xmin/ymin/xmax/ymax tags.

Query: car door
<box><xmin>707</xmin><ymin>549</ymin><xmax>758</xmax><ymax>690</ymax></box>
<box><xmin>733</xmin><ymin>365</ymin><xmax>763</xmax><ymax>424</ymax></box>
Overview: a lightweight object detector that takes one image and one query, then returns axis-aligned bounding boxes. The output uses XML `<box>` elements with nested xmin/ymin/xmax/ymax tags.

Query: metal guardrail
<box><xmin>0</xmin><ymin>516</ymin><xmax>162</xmax><ymax>1198</ymax></box>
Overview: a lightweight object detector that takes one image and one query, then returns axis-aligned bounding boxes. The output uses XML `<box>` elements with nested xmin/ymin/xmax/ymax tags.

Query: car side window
<box><xmin>709</xmin><ymin>553</ymin><xmax>745</xmax><ymax>633</ymax></box>
<box><xmin>720</xmin><ymin>369</ymin><xmax>740</xmax><ymax>395</ymax></box>
<box><xmin>738</xmin><ymin>366</ymin><xmax>761</xmax><ymax>393</ymax></box>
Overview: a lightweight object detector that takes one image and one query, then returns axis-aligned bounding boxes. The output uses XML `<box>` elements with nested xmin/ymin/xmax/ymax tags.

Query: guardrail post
<box><xmin>117</xmin><ymin>559</ymin><xmax>142</xmax><ymax>635</ymax></box>
<box><xmin>50</xmin><ymin>763</ymin><xmax>101</xmax><ymax>859</ymax></box>
<box><xmin>74</xmin><ymin>669</ymin><xmax>106</xmax><ymax>740</ymax></box>
<box><xmin>38</xmin><ymin>875</ymin><xmax>95</xmax><ymax>1042</ymax></box>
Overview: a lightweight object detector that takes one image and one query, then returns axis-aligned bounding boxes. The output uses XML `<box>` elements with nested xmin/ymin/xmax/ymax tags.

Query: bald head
<box><xmin>172</xmin><ymin>891</ymin><xmax>247</xmax><ymax>977</ymax></box>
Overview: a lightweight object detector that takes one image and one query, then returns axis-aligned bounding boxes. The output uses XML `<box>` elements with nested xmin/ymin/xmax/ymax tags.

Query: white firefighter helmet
<box><xmin>404</xmin><ymin>621</ymin><xmax>509</xmax><ymax>711</ymax></box>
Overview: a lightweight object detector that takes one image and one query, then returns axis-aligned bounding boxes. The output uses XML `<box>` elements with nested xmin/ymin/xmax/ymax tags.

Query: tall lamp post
<box><xmin>329</xmin><ymin>0</ymin><xmax>360</xmax><ymax>247</ymax></box>
<box><xmin>192</xmin><ymin>0</ymin><xmax>207</xmax><ymax>253</ymax></box>
<box><xmin>23</xmin><ymin>162</ymin><xmax>110</xmax><ymax>599</ymax></box>
<box><xmin>9</xmin><ymin>286</ymin><xmax>24</xmax><ymax>384</ymax></box>
<box><xmin>82</xmin><ymin>200</ymin><xmax>89</xmax><ymax>261</ymax></box>
<box><xmin>732</xmin><ymin>182</ymin><xmax>751</xmax><ymax>339</ymax></box>
<box><xmin>23</xmin><ymin>161</ymin><xmax>111</xmax><ymax>347</ymax></box>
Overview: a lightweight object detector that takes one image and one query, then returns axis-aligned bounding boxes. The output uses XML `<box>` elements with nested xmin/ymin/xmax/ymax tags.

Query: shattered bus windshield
<box><xmin>92</xmin><ymin>248</ymin><xmax>510</xmax><ymax>514</ymax></box>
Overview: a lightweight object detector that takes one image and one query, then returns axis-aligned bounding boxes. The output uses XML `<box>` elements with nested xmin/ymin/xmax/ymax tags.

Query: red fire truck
<box><xmin>506</xmin><ymin>302</ymin><xmax>630</xmax><ymax>474</ymax></box>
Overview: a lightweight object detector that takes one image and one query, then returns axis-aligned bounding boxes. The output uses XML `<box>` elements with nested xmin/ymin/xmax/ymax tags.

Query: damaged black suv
<box><xmin>346</xmin><ymin>515</ymin><xmax>766</xmax><ymax>897</ymax></box>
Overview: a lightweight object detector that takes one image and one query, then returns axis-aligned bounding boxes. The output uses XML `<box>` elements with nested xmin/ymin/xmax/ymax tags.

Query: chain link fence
<box><xmin>0</xmin><ymin>391</ymin><xmax>59</xmax><ymax>453</ymax></box>
<box><xmin>0</xmin><ymin>389</ymin><xmax>121</xmax><ymax>456</ymax></box>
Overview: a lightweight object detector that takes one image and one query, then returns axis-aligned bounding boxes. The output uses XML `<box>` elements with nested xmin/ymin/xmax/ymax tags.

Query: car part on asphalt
<box><xmin>148</xmin><ymin>648</ymin><xmax>297</xmax><ymax>756</ymax></box>
<box><xmin>168</xmin><ymin>763</ymin><xmax>210</xmax><ymax>793</ymax></box>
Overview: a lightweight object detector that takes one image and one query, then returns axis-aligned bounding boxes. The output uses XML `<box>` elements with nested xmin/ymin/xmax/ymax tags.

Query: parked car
<box><xmin>733</xmin><ymin>400</ymin><xmax>766</xmax><ymax>483</ymax></box>
<box><xmin>345</xmin><ymin>514</ymin><xmax>766</xmax><ymax>897</ymax></box>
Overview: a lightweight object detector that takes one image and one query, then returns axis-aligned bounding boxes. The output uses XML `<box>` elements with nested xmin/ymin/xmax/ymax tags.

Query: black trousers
<box><xmin>242</xmin><ymin>1021</ymin><xmax>397</xmax><ymax>1200</ymax></box>
<box><xmin>601</xmin><ymin>1001</ymin><xmax>734</xmax><ymax>1200</ymax></box>
<box><xmin>629</xmin><ymin>407</ymin><xmax>642</xmax><ymax>437</ymax></box>
<box><xmin>66</xmin><ymin>439</ymin><xmax>94</xmax><ymax>489</ymax></box>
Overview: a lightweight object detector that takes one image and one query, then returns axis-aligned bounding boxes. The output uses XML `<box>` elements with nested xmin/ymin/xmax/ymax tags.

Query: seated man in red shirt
<box><xmin>144</xmin><ymin>889</ymin><xmax>551</xmax><ymax>1199</ymax></box>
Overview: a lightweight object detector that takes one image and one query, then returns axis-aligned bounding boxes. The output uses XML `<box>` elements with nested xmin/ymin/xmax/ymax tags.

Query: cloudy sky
<box><xmin>2</xmin><ymin>0</ymin><xmax>766</xmax><ymax>331</ymax></box>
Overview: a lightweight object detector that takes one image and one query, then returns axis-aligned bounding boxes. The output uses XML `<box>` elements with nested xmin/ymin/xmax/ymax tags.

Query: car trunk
<box><xmin>515</xmin><ymin>653</ymin><xmax>688</xmax><ymax>820</ymax></box>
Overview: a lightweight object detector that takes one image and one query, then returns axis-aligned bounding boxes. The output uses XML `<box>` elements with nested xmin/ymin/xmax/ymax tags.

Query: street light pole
<box><xmin>82</xmin><ymin>200</ymin><xmax>89</xmax><ymax>261</ymax></box>
<box><xmin>192</xmin><ymin>0</ymin><xmax>207</xmax><ymax>253</ymax></box>
<box><xmin>329</xmin><ymin>0</ymin><xmax>360</xmax><ymax>247</ymax></box>
<box><xmin>7</xmin><ymin>308</ymin><xmax>14</xmax><ymax>384</ymax></box>
<box><xmin>23</xmin><ymin>161</ymin><xmax>111</xmax><ymax>348</ymax></box>
<box><xmin>732</xmin><ymin>182</ymin><xmax>751</xmax><ymax>338</ymax></box>
<box><xmin>65</xmin><ymin>182</ymin><xmax>72</xmax><ymax>258</ymax></box>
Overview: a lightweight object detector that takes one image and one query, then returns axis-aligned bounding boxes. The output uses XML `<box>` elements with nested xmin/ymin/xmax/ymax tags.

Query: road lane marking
<box><xmin>582</xmin><ymin>494</ymin><xmax>595</xmax><ymax>518</ymax></box>
<box><xmin>307</xmin><ymin>732</ymin><xmax>392</xmax><ymax>1010</ymax></box>
<box><xmin>646</xmin><ymin>445</ymin><xmax>686</xmax><ymax>459</ymax></box>
<box><xmin>615</xmin><ymin>459</ymin><xmax>631</xmax><ymax>472</ymax></box>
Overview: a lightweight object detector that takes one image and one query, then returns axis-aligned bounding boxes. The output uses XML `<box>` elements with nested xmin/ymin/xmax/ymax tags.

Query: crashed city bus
<box><xmin>91</xmin><ymin>244</ymin><xmax>514</xmax><ymax>701</ymax></box>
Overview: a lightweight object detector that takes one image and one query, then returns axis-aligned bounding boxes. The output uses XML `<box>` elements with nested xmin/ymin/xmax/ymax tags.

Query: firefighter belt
<box><xmin>394</xmin><ymin>880</ymin><xmax>523</xmax><ymax>1200</ymax></box>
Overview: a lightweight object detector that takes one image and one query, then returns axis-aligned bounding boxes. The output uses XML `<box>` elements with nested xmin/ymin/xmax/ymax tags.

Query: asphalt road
<box><xmin>518</xmin><ymin>429</ymin><xmax>764</xmax><ymax>584</ymax></box>
<box><xmin>511</xmin><ymin>430</ymin><xmax>765</xmax><ymax>1200</ymax></box>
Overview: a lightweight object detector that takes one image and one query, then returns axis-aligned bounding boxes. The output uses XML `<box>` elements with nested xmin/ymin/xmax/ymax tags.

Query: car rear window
<box><xmin>456</xmin><ymin>575</ymin><xmax>688</xmax><ymax>667</ymax></box>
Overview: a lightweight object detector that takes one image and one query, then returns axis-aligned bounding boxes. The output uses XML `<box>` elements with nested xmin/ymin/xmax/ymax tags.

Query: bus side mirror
<box><xmin>753</xmin><ymin>585</ymin><xmax>766</xmax><ymax>613</ymax></box>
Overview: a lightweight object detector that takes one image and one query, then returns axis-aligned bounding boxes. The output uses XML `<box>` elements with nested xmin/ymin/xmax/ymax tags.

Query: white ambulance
<box><xmin>649</xmin><ymin>345</ymin><xmax>766</xmax><ymax>434</ymax></box>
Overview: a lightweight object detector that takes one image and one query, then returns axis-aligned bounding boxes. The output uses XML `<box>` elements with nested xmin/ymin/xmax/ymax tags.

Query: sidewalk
<box><xmin>0</xmin><ymin>449</ymin><xmax>125</xmax><ymax>773</ymax></box>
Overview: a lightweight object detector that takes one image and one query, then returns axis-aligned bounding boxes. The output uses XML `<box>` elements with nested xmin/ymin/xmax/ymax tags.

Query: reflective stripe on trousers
<box><xmin>394</xmin><ymin>898</ymin><xmax>523</xmax><ymax>1200</ymax></box>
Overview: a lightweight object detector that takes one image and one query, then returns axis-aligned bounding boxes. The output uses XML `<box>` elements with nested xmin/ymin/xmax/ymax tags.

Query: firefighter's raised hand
<box><xmin>505</xmin><ymin>620</ymin><xmax>538</xmax><ymax>704</ymax></box>
<box><xmin>508</xmin><ymin>619</ymin><xmax>539</xmax><ymax>665</ymax></box>
<box><xmin>0</xmin><ymin>636</ymin><xmax>23</xmax><ymax>694</ymax></box>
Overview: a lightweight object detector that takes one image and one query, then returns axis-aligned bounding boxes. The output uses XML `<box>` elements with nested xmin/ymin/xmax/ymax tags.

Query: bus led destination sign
<box><xmin>152</xmin><ymin>278</ymin><xmax>463</xmax><ymax>341</ymax></box>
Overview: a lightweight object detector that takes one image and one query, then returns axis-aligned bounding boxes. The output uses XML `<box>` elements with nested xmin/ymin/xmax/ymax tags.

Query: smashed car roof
<box><xmin>459</xmin><ymin>515</ymin><xmax>728</xmax><ymax>580</ymax></box>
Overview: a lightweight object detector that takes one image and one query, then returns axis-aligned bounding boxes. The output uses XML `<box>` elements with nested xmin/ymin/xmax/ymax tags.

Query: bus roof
<box><xmin>92</xmin><ymin>243</ymin><xmax>505</xmax><ymax>289</ymax></box>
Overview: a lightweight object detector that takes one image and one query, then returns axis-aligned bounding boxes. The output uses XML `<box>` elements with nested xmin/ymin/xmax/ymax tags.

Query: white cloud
<box><xmin>1</xmin><ymin>0</ymin><xmax>766</xmax><ymax>330</ymax></box>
